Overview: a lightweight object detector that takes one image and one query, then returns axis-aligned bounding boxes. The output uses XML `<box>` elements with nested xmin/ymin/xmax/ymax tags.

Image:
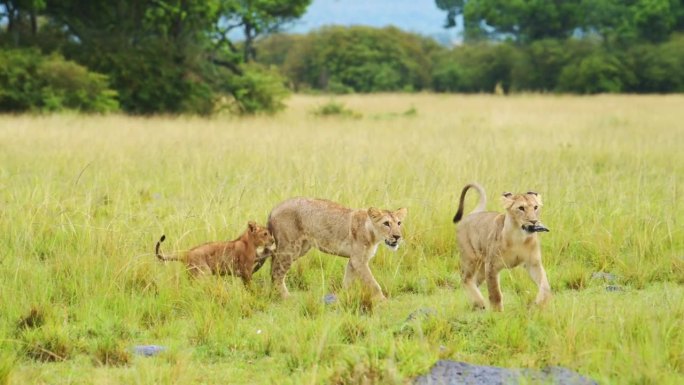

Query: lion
<box><xmin>453</xmin><ymin>183</ymin><xmax>551</xmax><ymax>311</ymax></box>
<box><xmin>266</xmin><ymin>197</ymin><xmax>407</xmax><ymax>300</ymax></box>
<box><xmin>155</xmin><ymin>221</ymin><xmax>276</xmax><ymax>286</ymax></box>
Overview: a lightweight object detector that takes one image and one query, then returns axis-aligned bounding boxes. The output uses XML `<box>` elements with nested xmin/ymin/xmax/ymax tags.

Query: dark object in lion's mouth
<box><xmin>385</xmin><ymin>240</ymin><xmax>398</xmax><ymax>247</ymax></box>
<box><xmin>523</xmin><ymin>224</ymin><xmax>550</xmax><ymax>233</ymax></box>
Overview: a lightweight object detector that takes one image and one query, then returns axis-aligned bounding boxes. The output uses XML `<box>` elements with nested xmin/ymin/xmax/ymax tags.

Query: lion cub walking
<box><xmin>267</xmin><ymin>198</ymin><xmax>407</xmax><ymax>300</ymax></box>
<box><xmin>453</xmin><ymin>183</ymin><xmax>551</xmax><ymax>311</ymax></box>
<box><xmin>155</xmin><ymin>221</ymin><xmax>276</xmax><ymax>286</ymax></box>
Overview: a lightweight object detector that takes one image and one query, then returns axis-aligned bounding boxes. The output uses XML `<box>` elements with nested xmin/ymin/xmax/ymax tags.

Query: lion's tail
<box><xmin>453</xmin><ymin>183</ymin><xmax>487</xmax><ymax>223</ymax></box>
<box><xmin>155</xmin><ymin>235</ymin><xmax>180</xmax><ymax>262</ymax></box>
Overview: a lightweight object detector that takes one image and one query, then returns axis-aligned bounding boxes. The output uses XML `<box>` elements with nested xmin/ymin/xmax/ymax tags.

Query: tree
<box><xmin>215</xmin><ymin>0</ymin><xmax>311</xmax><ymax>62</ymax></box>
<box><xmin>436</xmin><ymin>0</ymin><xmax>582</xmax><ymax>42</ymax></box>
<box><xmin>0</xmin><ymin>0</ymin><xmax>303</xmax><ymax>114</ymax></box>
<box><xmin>436</xmin><ymin>0</ymin><xmax>684</xmax><ymax>44</ymax></box>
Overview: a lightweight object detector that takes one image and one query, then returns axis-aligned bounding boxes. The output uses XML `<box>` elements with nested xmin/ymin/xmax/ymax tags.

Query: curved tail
<box><xmin>453</xmin><ymin>183</ymin><xmax>487</xmax><ymax>223</ymax></box>
<box><xmin>155</xmin><ymin>235</ymin><xmax>179</xmax><ymax>262</ymax></box>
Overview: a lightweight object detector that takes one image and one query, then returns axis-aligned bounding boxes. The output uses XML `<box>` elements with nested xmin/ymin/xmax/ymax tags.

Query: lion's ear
<box><xmin>248</xmin><ymin>221</ymin><xmax>257</xmax><ymax>232</ymax></box>
<box><xmin>501</xmin><ymin>192</ymin><xmax>515</xmax><ymax>209</ymax></box>
<box><xmin>395</xmin><ymin>208</ymin><xmax>408</xmax><ymax>221</ymax></box>
<box><xmin>534</xmin><ymin>194</ymin><xmax>543</xmax><ymax>206</ymax></box>
<box><xmin>368</xmin><ymin>207</ymin><xmax>383</xmax><ymax>220</ymax></box>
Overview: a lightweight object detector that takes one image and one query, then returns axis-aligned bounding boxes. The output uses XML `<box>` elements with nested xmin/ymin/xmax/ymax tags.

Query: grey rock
<box><xmin>406</xmin><ymin>307</ymin><xmax>438</xmax><ymax>322</ymax></box>
<box><xmin>414</xmin><ymin>360</ymin><xmax>598</xmax><ymax>385</ymax></box>
<box><xmin>132</xmin><ymin>345</ymin><xmax>166</xmax><ymax>357</ymax></box>
<box><xmin>605</xmin><ymin>285</ymin><xmax>623</xmax><ymax>292</ymax></box>
<box><xmin>591</xmin><ymin>272</ymin><xmax>618</xmax><ymax>282</ymax></box>
<box><xmin>323</xmin><ymin>293</ymin><xmax>337</xmax><ymax>305</ymax></box>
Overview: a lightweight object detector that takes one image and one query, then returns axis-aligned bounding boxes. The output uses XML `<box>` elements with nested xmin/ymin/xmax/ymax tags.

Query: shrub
<box><xmin>0</xmin><ymin>49</ymin><xmax>119</xmax><ymax>113</ymax></box>
<box><xmin>311</xmin><ymin>100</ymin><xmax>361</xmax><ymax>118</ymax></box>
<box><xmin>432</xmin><ymin>43</ymin><xmax>518</xmax><ymax>93</ymax></box>
<box><xmin>624</xmin><ymin>35</ymin><xmax>684</xmax><ymax>92</ymax></box>
<box><xmin>557</xmin><ymin>52</ymin><xmax>630</xmax><ymax>93</ymax></box>
<box><xmin>281</xmin><ymin>26</ymin><xmax>441</xmax><ymax>93</ymax></box>
<box><xmin>221</xmin><ymin>64</ymin><xmax>290</xmax><ymax>115</ymax></box>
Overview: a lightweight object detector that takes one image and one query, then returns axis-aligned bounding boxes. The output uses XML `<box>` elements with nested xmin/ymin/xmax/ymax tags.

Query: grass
<box><xmin>0</xmin><ymin>93</ymin><xmax>683</xmax><ymax>384</ymax></box>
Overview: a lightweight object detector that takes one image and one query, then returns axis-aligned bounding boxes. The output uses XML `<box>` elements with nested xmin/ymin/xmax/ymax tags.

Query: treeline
<box><xmin>0</xmin><ymin>0</ymin><xmax>310</xmax><ymax>115</ymax></box>
<box><xmin>1</xmin><ymin>1</ymin><xmax>684</xmax><ymax>115</ymax></box>
<box><xmin>256</xmin><ymin>26</ymin><xmax>684</xmax><ymax>94</ymax></box>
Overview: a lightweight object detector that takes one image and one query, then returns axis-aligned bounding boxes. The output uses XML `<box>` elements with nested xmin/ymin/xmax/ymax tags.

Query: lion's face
<box><xmin>501</xmin><ymin>192</ymin><xmax>543</xmax><ymax>232</ymax></box>
<box><xmin>368</xmin><ymin>207</ymin><xmax>408</xmax><ymax>251</ymax></box>
<box><xmin>247</xmin><ymin>221</ymin><xmax>276</xmax><ymax>252</ymax></box>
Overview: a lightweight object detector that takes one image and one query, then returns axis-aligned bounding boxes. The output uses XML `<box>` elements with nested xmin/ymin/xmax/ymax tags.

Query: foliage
<box><xmin>432</xmin><ymin>42</ymin><xmax>518</xmax><ymax>93</ymax></box>
<box><xmin>623</xmin><ymin>34</ymin><xmax>684</xmax><ymax>92</ymax></box>
<box><xmin>220</xmin><ymin>64</ymin><xmax>290</xmax><ymax>114</ymax></box>
<box><xmin>0</xmin><ymin>49</ymin><xmax>119</xmax><ymax>113</ymax></box>
<box><xmin>0</xmin><ymin>0</ymin><xmax>299</xmax><ymax>115</ymax></box>
<box><xmin>437</xmin><ymin>0</ymin><xmax>684</xmax><ymax>44</ymax></box>
<box><xmin>218</xmin><ymin>0</ymin><xmax>312</xmax><ymax>62</ymax></box>
<box><xmin>311</xmin><ymin>100</ymin><xmax>361</xmax><ymax>118</ymax></box>
<box><xmin>277</xmin><ymin>26</ymin><xmax>441</xmax><ymax>93</ymax></box>
<box><xmin>557</xmin><ymin>51</ymin><xmax>629</xmax><ymax>93</ymax></box>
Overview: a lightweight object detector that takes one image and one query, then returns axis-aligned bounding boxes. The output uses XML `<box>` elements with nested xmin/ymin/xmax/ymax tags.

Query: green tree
<box><xmin>0</xmin><ymin>0</ymin><xmax>303</xmax><ymax>114</ymax></box>
<box><xmin>441</xmin><ymin>0</ymin><xmax>583</xmax><ymax>43</ymax></box>
<box><xmin>216</xmin><ymin>0</ymin><xmax>311</xmax><ymax>62</ymax></box>
<box><xmin>281</xmin><ymin>26</ymin><xmax>441</xmax><ymax>93</ymax></box>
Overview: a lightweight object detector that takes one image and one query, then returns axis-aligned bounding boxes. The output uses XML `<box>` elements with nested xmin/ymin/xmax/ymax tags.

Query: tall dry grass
<box><xmin>0</xmin><ymin>94</ymin><xmax>682</xmax><ymax>384</ymax></box>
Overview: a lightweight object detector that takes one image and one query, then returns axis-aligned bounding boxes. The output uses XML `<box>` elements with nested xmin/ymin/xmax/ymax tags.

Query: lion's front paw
<box><xmin>372</xmin><ymin>293</ymin><xmax>387</xmax><ymax>302</ymax></box>
<box><xmin>534</xmin><ymin>290</ymin><xmax>552</xmax><ymax>306</ymax></box>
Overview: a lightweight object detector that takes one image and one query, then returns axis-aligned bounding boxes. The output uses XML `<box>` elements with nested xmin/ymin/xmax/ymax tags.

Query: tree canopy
<box><xmin>0</xmin><ymin>0</ymin><xmax>311</xmax><ymax>114</ymax></box>
<box><xmin>438</xmin><ymin>0</ymin><xmax>684</xmax><ymax>44</ymax></box>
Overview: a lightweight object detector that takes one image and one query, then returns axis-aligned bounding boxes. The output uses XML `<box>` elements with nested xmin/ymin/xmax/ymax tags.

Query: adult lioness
<box><xmin>267</xmin><ymin>198</ymin><xmax>407</xmax><ymax>300</ymax></box>
<box><xmin>453</xmin><ymin>183</ymin><xmax>551</xmax><ymax>311</ymax></box>
<box><xmin>155</xmin><ymin>221</ymin><xmax>276</xmax><ymax>286</ymax></box>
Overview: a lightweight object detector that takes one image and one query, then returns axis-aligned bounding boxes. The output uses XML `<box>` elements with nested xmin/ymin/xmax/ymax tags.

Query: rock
<box><xmin>605</xmin><ymin>285</ymin><xmax>623</xmax><ymax>292</ymax></box>
<box><xmin>132</xmin><ymin>345</ymin><xmax>166</xmax><ymax>357</ymax></box>
<box><xmin>414</xmin><ymin>360</ymin><xmax>598</xmax><ymax>385</ymax></box>
<box><xmin>591</xmin><ymin>272</ymin><xmax>618</xmax><ymax>282</ymax></box>
<box><xmin>323</xmin><ymin>293</ymin><xmax>337</xmax><ymax>305</ymax></box>
<box><xmin>406</xmin><ymin>308</ymin><xmax>437</xmax><ymax>322</ymax></box>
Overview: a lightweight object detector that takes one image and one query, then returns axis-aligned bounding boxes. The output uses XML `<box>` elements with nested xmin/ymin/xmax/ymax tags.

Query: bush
<box><xmin>220</xmin><ymin>64</ymin><xmax>290</xmax><ymax>115</ymax></box>
<box><xmin>432</xmin><ymin>43</ymin><xmax>518</xmax><ymax>93</ymax></box>
<box><xmin>0</xmin><ymin>49</ymin><xmax>119</xmax><ymax>113</ymax></box>
<box><xmin>280</xmin><ymin>26</ymin><xmax>441</xmax><ymax>93</ymax></box>
<box><xmin>624</xmin><ymin>35</ymin><xmax>684</xmax><ymax>92</ymax></box>
<box><xmin>557</xmin><ymin>51</ymin><xmax>630</xmax><ymax>93</ymax></box>
<box><xmin>311</xmin><ymin>100</ymin><xmax>361</xmax><ymax>118</ymax></box>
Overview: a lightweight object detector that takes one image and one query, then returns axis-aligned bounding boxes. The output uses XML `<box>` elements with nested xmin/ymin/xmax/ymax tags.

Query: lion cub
<box><xmin>155</xmin><ymin>221</ymin><xmax>276</xmax><ymax>286</ymax></box>
<box><xmin>267</xmin><ymin>197</ymin><xmax>407</xmax><ymax>300</ymax></box>
<box><xmin>453</xmin><ymin>183</ymin><xmax>551</xmax><ymax>311</ymax></box>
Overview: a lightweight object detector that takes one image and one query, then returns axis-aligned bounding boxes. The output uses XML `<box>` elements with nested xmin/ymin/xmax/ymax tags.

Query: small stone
<box><xmin>406</xmin><ymin>308</ymin><xmax>437</xmax><ymax>322</ymax></box>
<box><xmin>132</xmin><ymin>345</ymin><xmax>166</xmax><ymax>357</ymax></box>
<box><xmin>591</xmin><ymin>272</ymin><xmax>618</xmax><ymax>281</ymax></box>
<box><xmin>323</xmin><ymin>293</ymin><xmax>337</xmax><ymax>305</ymax></box>
<box><xmin>605</xmin><ymin>285</ymin><xmax>623</xmax><ymax>292</ymax></box>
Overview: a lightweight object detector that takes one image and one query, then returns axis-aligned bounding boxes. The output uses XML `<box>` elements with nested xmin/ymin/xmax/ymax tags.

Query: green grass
<box><xmin>0</xmin><ymin>94</ymin><xmax>683</xmax><ymax>384</ymax></box>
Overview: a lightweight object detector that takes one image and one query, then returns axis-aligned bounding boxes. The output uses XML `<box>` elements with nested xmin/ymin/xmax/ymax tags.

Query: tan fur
<box><xmin>453</xmin><ymin>183</ymin><xmax>551</xmax><ymax>311</ymax></box>
<box><xmin>155</xmin><ymin>221</ymin><xmax>276</xmax><ymax>286</ymax></box>
<box><xmin>267</xmin><ymin>197</ymin><xmax>407</xmax><ymax>300</ymax></box>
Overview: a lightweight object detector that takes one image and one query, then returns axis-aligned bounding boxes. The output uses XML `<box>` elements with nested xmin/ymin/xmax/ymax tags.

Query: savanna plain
<box><xmin>0</xmin><ymin>94</ymin><xmax>682</xmax><ymax>385</ymax></box>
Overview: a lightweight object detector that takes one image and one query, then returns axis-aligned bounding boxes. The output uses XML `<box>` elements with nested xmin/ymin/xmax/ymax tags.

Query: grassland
<box><xmin>0</xmin><ymin>94</ymin><xmax>682</xmax><ymax>384</ymax></box>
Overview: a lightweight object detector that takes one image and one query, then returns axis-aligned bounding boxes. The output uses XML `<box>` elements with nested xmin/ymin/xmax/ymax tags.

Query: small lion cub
<box><xmin>453</xmin><ymin>183</ymin><xmax>551</xmax><ymax>311</ymax></box>
<box><xmin>155</xmin><ymin>221</ymin><xmax>276</xmax><ymax>286</ymax></box>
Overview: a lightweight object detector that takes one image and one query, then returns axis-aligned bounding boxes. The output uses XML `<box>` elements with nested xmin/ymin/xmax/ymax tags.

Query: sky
<box><xmin>281</xmin><ymin>0</ymin><xmax>463</xmax><ymax>44</ymax></box>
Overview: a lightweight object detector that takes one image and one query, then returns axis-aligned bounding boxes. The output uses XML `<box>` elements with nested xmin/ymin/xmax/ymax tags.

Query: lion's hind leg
<box><xmin>270</xmin><ymin>240</ymin><xmax>310</xmax><ymax>298</ymax></box>
<box><xmin>460</xmin><ymin>246</ymin><xmax>486</xmax><ymax>310</ymax></box>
